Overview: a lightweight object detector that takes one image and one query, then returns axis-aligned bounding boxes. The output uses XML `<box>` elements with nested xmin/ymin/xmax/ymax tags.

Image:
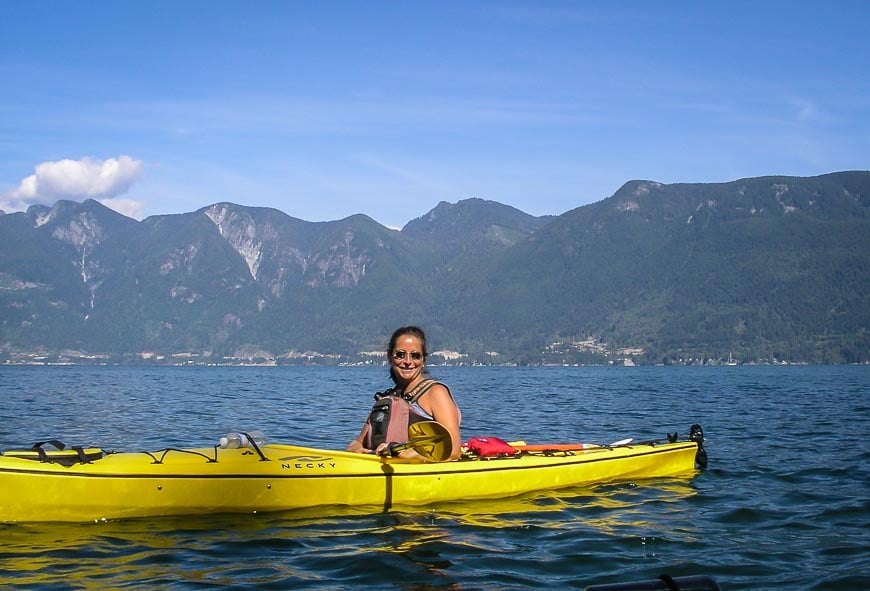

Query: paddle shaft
<box><xmin>378</xmin><ymin>420</ymin><xmax>454</xmax><ymax>462</ymax></box>
<box><xmin>384</xmin><ymin>433</ymin><xmax>445</xmax><ymax>456</ymax></box>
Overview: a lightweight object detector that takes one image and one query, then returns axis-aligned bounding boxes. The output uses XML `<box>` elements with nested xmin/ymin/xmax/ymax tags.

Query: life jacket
<box><xmin>363</xmin><ymin>379</ymin><xmax>448</xmax><ymax>450</ymax></box>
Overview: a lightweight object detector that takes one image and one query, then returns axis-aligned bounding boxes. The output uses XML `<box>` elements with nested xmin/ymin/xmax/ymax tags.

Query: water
<box><xmin>0</xmin><ymin>365</ymin><xmax>867</xmax><ymax>590</ymax></box>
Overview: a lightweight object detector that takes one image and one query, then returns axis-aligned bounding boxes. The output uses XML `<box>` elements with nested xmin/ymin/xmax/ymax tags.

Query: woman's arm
<box><xmin>346</xmin><ymin>424</ymin><xmax>371</xmax><ymax>453</ymax></box>
<box><xmin>417</xmin><ymin>384</ymin><xmax>462</xmax><ymax>460</ymax></box>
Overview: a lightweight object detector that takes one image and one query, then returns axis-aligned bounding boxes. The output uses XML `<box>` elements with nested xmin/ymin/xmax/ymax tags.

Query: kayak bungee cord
<box><xmin>141</xmin><ymin>448</ymin><xmax>218</xmax><ymax>464</ymax></box>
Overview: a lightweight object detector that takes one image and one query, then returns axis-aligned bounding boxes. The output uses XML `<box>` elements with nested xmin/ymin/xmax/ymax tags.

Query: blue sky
<box><xmin>1</xmin><ymin>1</ymin><xmax>867</xmax><ymax>229</ymax></box>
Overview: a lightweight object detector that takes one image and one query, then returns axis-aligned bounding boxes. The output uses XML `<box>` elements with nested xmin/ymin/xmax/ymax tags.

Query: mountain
<box><xmin>403</xmin><ymin>198</ymin><xmax>553</xmax><ymax>260</ymax></box>
<box><xmin>1</xmin><ymin>200</ymin><xmax>442</xmax><ymax>356</ymax></box>
<box><xmin>440</xmin><ymin>172</ymin><xmax>870</xmax><ymax>363</ymax></box>
<box><xmin>0</xmin><ymin>199</ymin><xmax>139</xmax><ymax>350</ymax></box>
<box><xmin>1</xmin><ymin>172</ymin><xmax>868</xmax><ymax>364</ymax></box>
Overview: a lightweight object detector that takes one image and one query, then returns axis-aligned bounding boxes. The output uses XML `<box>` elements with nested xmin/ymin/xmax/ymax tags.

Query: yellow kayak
<box><xmin>0</xmin><ymin>425</ymin><xmax>706</xmax><ymax>523</ymax></box>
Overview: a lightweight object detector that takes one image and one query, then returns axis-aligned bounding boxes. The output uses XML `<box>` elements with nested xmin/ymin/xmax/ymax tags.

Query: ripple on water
<box><xmin>1</xmin><ymin>365</ymin><xmax>868</xmax><ymax>590</ymax></box>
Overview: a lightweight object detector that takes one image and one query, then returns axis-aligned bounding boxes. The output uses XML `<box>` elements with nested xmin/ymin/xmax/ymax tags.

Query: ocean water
<box><xmin>0</xmin><ymin>365</ymin><xmax>867</xmax><ymax>590</ymax></box>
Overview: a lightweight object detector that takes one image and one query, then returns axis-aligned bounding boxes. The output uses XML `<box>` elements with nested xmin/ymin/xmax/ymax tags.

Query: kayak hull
<box><xmin>1</xmin><ymin>440</ymin><xmax>701</xmax><ymax>523</ymax></box>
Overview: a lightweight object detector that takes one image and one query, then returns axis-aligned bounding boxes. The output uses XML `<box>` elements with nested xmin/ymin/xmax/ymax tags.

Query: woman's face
<box><xmin>390</xmin><ymin>334</ymin><xmax>425</xmax><ymax>386</ymax></box>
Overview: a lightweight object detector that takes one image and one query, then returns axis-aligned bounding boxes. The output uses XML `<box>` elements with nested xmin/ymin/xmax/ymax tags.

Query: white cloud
<box><xmin>1</xmin><ymin>155</ymin><xmax>144</xmax><ymax>213</ymax></box>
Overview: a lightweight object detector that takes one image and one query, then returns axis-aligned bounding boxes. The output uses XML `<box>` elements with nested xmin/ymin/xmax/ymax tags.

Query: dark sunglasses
<box><xmin>393</xmin><ymin>350</ymin><xmax>423</xmax><ymax>361</ymax></box>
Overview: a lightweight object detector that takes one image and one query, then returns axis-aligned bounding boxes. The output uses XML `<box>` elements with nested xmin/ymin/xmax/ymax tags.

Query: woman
<box><xmin>347</xmin><ymin>326</ymin><xmax>461</xmax><ymax>461</ymax></box>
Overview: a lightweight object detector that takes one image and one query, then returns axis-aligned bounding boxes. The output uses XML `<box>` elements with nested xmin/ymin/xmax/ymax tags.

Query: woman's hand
<box><xmin>346</xmin><ymin>439</ymin><xmax>371</xmax><ymax>454</ymax></box>
<box><xmin>375</xmin><ymin>442</ymin><xmax>429</xmax><ymax>461</ymax></box>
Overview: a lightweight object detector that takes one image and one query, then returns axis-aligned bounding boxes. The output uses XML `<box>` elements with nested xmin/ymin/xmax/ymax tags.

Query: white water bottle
<box><xmin>245</xmin><ymin>430</ymin><xmax>266</xmax><ymax>447</ymax></box>
<box><xmin>219</xmin><ymin>430</ymin><xmax>266</xmax><ymax>449</ymax></box>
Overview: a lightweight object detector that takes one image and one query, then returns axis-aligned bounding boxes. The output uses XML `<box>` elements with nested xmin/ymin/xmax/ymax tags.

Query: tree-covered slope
<box><xmin>443</xmin><ymin>172</ymin><xmax>869</xmax><ymax>362</ymax></box>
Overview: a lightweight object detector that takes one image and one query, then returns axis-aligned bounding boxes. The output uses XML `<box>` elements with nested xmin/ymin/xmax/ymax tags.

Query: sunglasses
<box><xmin>393</xmin><ymin>350</ymin><xmax>423</xmax><ymax>361</ymax></box>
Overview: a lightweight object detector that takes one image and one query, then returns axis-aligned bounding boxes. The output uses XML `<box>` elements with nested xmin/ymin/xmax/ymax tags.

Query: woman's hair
<box><xmin>387</xmin><ymin>325</ymin><xmax>428</xmax><ymax>384</ymax></box>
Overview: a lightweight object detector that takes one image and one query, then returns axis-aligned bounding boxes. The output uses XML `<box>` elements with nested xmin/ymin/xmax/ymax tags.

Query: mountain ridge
<box><xmin>1</xmin><ymin>171</ymin><xmax>868</xmax><ymax>364</ymax></box>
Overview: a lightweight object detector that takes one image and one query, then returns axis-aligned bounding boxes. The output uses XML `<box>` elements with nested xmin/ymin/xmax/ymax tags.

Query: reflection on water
<box><xmin>0</xmin><ymin>477</ymin><xmax>700</xmax><ymax>589</ymax></box>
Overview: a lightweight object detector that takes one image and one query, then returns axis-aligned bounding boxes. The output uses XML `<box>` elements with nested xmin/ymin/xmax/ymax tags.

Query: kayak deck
<box><xmin>0</xmin><ymin>436</ymin><xmax>704</xmax><ymax>523</ymax></box>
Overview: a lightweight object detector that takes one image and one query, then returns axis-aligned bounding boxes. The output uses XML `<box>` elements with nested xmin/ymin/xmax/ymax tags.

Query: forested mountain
<box><xmin>1</xmin><ymin>171</ymin><xmax>868</xmax><ymax>365</ymax></box>
<box><xmin>428</xmin><ymin>172</ymin><xmax>870</xmax><ymax>364</ymax></box>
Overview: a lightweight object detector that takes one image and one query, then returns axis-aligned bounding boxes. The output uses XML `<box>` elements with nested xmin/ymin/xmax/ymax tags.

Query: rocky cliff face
<box><xmin>203</xmin><ymin>203</ymin><xmax>372</xmax><ymax>294</ymax></box>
